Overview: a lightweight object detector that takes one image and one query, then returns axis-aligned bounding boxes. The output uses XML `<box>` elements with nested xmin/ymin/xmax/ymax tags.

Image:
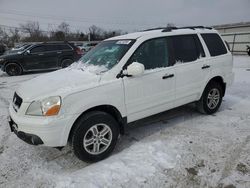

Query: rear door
<box><xmin>200</xmin><ymin>33</ymin><xmax>230</xmax><ymax>78</ymax></box>
<box><xmin>43</xmin><ymin>44</ymin><xmax>60</xmax><ymax>69</ymax></box>
<box><xmin>123</xmin><ymin>37</ymin><xmax>176</xmax><ymax>122</ymax></box>
<box><xmin>58</xmin><ymin>44</ymin><xmax>74</xmax><ymax>63</ymax></box>
<box><xmin>171</xmin><ymin>34</ymin><xmax>210</xmax><ymax>107</ymax></box>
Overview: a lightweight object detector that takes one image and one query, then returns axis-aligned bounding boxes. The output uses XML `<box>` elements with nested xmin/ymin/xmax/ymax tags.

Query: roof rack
<box><xmin>143</xmin><ymin>27</ymin><xmax>168</xmax><ymax>31</ymax></box>
<box><xmin>178</xmin><ymin>26</ymin><xmax>213</xmax><ymax>30</ymax></box>
<box><xmin>143</xmin><ymin>26</ymin><xmax>213</xmax><ymax>33</ymax></box>
<box><xmin>43</xmin><ymin>41</ymin><xmax>69</xmax><ymax>44</ymax></box>
<box><xmin>162</xmin><ymin>26</ymin><xmax>213</xmax><ymax>32</ymax></box>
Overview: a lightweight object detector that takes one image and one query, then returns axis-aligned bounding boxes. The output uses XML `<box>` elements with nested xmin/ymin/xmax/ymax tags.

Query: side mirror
<box><xmin>26</xmin><ymin>50</ymin><xmax>30</xmax><ymax>54</ymax></box>
<box><xmin>126</xmin><ymin>62</ymin><xmax>145</xmax><ymax>77</ymax></box>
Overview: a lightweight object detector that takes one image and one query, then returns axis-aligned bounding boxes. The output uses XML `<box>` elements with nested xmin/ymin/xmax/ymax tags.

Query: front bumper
<box><xmin>9</xmin><ymin>117</ymin><xmax>44</xmax><ymax>145</ymax></box>
<box><xmin>8</xmin><ymin>104</ymin><xmax>79</xmax><ymax>147</ymax></box>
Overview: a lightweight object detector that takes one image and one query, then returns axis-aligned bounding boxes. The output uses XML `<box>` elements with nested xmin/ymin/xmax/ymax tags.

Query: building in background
<box><xmin>214</xmin><ymin>22</ymin><xmax>250</xmax><ymax>55</ymax></box>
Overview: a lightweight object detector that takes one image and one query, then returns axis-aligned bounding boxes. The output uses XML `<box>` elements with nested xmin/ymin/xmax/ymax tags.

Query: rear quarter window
<box><xmin>201</xmin><ymin>33</ymin><xmax>227</xmax><ymax>56</ymax></box>
<box><xmin>60</xmin><ymin>44</ymin><xmax>72</xmax><ymax>50</ymax></box>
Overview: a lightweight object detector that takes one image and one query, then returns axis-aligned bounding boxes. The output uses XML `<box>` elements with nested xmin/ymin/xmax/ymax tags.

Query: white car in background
<box><xmin>79</xmin><ymin>42</ymin><xmax>99</xmax><ymax>52</ymax></box>
<box><xmin>8</xmin><ymin>26</ymin><xmax>234</xmax><ymax>162</ymax></box>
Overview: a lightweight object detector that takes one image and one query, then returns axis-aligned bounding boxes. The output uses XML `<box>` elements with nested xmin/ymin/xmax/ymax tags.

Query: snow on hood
<box><xmin>17</xmin><ymin>63</ymin><xmax>107</xmax><ymax>102</ymax></box>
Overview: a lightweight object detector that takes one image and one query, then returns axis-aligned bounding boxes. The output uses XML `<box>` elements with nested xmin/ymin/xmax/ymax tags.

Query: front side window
<box><xmin>201</xmin><ymin>33</ymin><xmax>227</xmax><ymax>56</ymax></box>
<box><xmin>170</xmin><ymin>35</ymin><xmax>204</xmax><ymax>64</ymax></box>
<box><xmin>30</xmin><ymin>46</ymin><xmax>45</xmax><ymax>53</ymax></box>
<box><xmin>128</xmin><ymin>37</ymin><xmax>169</xmax><ymax>70</ymax></box>
<box><xmin>78</xmin><ymin>40</ymin><xmax>135</xmax><ymax>70</ymax></box>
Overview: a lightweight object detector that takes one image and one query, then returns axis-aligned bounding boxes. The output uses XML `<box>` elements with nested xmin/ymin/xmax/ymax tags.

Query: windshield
<box><xmin>78</xmin><ymin>39</ymin><xmax>135</xmax><ymax>71</ymax></box>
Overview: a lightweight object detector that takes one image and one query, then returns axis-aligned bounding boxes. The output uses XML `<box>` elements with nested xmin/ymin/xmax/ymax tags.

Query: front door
<box><xmin>23</xmin><ymin>45</ymin><xmax>46</xmax><ymax>70</ymax></box>
<box><xmin>123</xmin><ymin>37</ymin><xmax>176</xmax><ymax>122</ymax></box>
<box><xmin>23</xmin><ymin>45</ymin><xmax>58</xmax><ymax>70</ymax></box>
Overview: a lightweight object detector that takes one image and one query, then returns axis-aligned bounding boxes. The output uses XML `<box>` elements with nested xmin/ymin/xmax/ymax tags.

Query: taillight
<box><xmin>76</xmin><ymin>47</ymin><xmax>83</xmax><ymax>55</ymax></box>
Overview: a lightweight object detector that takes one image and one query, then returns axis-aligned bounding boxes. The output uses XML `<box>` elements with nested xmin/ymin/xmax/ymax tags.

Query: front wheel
<box><xmin>5</xmin><ymin>63</ymin><xmax>23</xmax><ymax>76</ymax></box>
<box><xmin>197</xmin><ymin>82</ymin><xmax>223</xmax><ymax>114</ymax></box>
<box><xmin>72</xmin><ymin>111</ymin><xmax>119</xmax><ymax>162</ymax></box>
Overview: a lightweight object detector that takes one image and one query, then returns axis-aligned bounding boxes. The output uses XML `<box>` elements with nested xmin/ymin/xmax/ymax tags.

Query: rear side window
<box><xmin>128</xmin><ymin>37</ymin><xmax>169</xmax><ymax>70</ymax></box>
<box><xmin>201</xmin><ymin>33</ymin><xmax>227</xmax><ymax>56</ymax></box>
<box><xmin>170</xmin><ymin>35</ymin><xmax>205</xmax><ymax>64</ymax></box>
<box><xmin>45</xmin><ymin>45</ymin><xmax>59</xmax><ymax>51</ymax></box>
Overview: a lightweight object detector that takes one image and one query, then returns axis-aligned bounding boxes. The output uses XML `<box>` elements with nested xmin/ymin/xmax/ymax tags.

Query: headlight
<box><xmin>26</xmin><ymin>96</ymin><xmax>61</xmax><ymax>116</ymax></box>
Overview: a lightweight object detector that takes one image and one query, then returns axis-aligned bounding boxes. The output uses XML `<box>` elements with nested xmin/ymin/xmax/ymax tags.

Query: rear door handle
<box><xmin>57</xmin><ymin>51</ymin><xmax>62</xmax><ymax>54</ymax></box>
<box><xmin>162</xmin><ymin>74</ymin><xmax>174</xmax><ymax>79</ymax></box>
<box><xmin>202</xmin><ymin>64</ymin><xmax>210</xmax><ymax>69</ymax></box>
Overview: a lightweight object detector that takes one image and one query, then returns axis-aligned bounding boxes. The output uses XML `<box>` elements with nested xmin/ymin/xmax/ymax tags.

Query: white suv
<box><xmin>9</xmin><ymin>26</ymin><xmax>234</xmax><ymax>162</ymax></box>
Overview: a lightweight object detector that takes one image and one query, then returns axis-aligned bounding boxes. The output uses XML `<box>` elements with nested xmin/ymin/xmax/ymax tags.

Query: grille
<box><xmin>13</xmin><ymin>92</ymin><xmax>23</xmax><ymax>110</ymax></box>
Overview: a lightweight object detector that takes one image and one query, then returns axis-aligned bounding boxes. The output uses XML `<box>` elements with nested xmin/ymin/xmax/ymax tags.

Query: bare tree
<box><xmin>57</xmin><ymin>22</ymin><xmax>70</xmax><ymax>35</ymax></box>
<box><xmin>9</xmin><ymin>28</ymin><xmax>20</xmax><ymax>45</ymax></box>
<box><xmin>88</xmin><ymin>25</ymin><xmax>103</xmax><ymax>40</ymax></box>
<box><xmin>20</xmin><ymin>21</ymin><xmax>43</xmax><ymax>41</ymax></box>
<box><xmin>0</xmin><ymin>27</ymin><xmax>9</xmax><ymax>44</ymax></box>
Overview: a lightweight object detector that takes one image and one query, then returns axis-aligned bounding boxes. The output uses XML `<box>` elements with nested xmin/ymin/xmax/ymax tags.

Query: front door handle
<box><xmin>38</xmin><ymin>53</ymin><xmax>44</xmax><ymax>56</ymax></box>
<box><xmin>202</xmin><ymin>64</ymin><xmax>210</xmax><ymax>69</ymax></box>
<box><xmin>162</xmin><ymin>74</ymin><xmax>174</xmax><ymax>79</ymax></box>
<box><xmin>57</xmin><ymin>51</ymin><xmax>62</xmax><ymax>54</ymax></box>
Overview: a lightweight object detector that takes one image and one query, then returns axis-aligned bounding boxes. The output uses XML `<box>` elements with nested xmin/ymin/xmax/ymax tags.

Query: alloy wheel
<box><xmin>207</xmin><ymin>88</ymin><xmax>220</xmax><ymax>109</ymax></box>
<box><xmin>83</xmin><ymin>123</ymin><xmax>112</xmax><ymax>155</ymax></box>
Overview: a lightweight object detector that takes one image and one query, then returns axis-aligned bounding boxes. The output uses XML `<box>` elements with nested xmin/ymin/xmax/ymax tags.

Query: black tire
<box><xmin>5</xmin><ymin>63</ymin><xmax>23</xmax><ymax>76</ymax></box>
<box><xmin>72</xmin><ymin>111</ymin><xmax>119</xmax><ymax>162</ymax></box>
<box><xmin>61</xmin><ymin>59</ymin><xmax>73</xmax><ymax>68</ymax></box>
<box><xmin>197</xmin><ymin>81</ymin><xmax>223</xmax><ymax>114</ymax></box>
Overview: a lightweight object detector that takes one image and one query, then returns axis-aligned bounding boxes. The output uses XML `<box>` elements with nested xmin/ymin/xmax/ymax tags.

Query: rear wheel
<box><xmin>197</xmin><ymin>81</ymin><xmax>223</xmax><ymax>114</ymax></box>
<box><xmin>72</xmin><ymin>111</ymin><xmax>119</xmax><ymax>162</ymax></box>
<box><xmin>5</xmin><ymin>63</ymin><xmax>23</xmax><ymax>76</ymax></box>
<box><xmin>61</xmin><ymin>59</ymin><xmax>73</xmax><ymax>68</ymax></box>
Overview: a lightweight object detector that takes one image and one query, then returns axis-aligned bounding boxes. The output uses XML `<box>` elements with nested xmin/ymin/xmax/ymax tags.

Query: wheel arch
<box><xmin>204</xmin><ymin>76</ymin><xmax>226</xmax><ymax>97</ymax></box>
<box><xmin>4</xmin><ymin>61</ymin><xmax>24</xmax><ymax>72</ymax></box>
<box><xmin>60</xmin><ymin>57</ymin><xmax>74</xmax><ymax>67</ymax></box>
<box><xmin>68</xmin><ymin>104</ymin><xmax>127</xmax><ymax>144</ymax></box>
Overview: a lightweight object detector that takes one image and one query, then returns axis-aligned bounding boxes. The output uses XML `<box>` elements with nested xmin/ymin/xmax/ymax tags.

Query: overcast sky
<box><xmin>0</xmin><ymin>0</ymin><xmax>250</xmax><ymax>32</ymax></box>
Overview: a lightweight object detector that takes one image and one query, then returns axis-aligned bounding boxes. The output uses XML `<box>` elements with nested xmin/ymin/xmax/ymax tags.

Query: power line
<box><xmin>0</xmin><ymin>24</ymin><xmax>50</xmax><ymax>33</ymax></box>
<box><xmin>0</xmin><ymin>8</ymin><xmax>167</xmax><ymax>27</ymax></box>
<box><xmin>0</xmin><ymin>15</ymin><xmax>91</xmax><ymax>31</ymax></box>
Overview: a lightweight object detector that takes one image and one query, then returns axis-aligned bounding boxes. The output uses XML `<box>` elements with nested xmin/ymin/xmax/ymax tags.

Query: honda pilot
<box><xmin>8</xmin><ymin>26</ymin><xmax>234</xmax><ymax>162</ymax></box>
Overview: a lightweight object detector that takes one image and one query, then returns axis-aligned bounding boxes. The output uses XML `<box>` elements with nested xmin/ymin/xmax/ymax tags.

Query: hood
<box><xmin>0</xmin><ymin>52</ymin><xmax>22</xmax><ymax>59</ymax></box>
<box><xmin>17</xmin><ymin>66</ymin><xmax>102</xmax><ymax>102</ymax></box>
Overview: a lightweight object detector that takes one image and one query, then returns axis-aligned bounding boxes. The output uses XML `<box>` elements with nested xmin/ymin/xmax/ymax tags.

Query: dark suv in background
<box><xmin>0</xmin><ymin>42</ymin><xmax>83</xmax><ymax>76</ymax></box>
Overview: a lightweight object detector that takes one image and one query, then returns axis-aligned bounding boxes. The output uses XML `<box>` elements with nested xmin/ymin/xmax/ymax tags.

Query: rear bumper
<box><xmin>225</xmin><ymin>72</ymin><xmax>235</xmax><ymax>87</ymax></box>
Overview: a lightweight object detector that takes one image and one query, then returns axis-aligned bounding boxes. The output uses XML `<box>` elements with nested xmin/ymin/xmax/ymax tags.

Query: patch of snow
<box><xmin>68</xmin><ymin>61</ymin><xmax>108</xmax><ymax>74</ymax></box>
